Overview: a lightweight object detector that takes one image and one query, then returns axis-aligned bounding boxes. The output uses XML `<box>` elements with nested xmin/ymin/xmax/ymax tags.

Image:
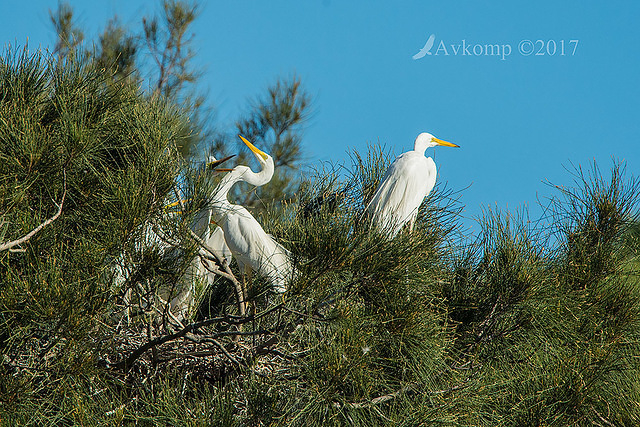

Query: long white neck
<box><xmin>209</xmin><ymin>173</ymin><xmax>238</xmax><ymax>224</ymax></box>
<box><xmin>413</xmin><ymin>138</ymin><xmax>430</xmax><ymax>155</ymax></box>
<box><xmin>243</xmin><ymin>157</ymin><xmax>274</xmax><ymax>186</ymax></box>
<box><xmin>209</xmin><ymin>157</ymin><xmax>274</xmax><ymax>222</ymax></box>
<box><xmin>212</xmin><ymin>172</ymin><xmax>241</xmax><ymax>205</ymax></box>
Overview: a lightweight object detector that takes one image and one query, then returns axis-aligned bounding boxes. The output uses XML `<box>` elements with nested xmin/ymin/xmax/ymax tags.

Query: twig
<box><xmin>339</xmin><ymin>381</ymin><xmax>466</xmax><ymax>410</ymax></box>
<box><xmin>336</xmin><ymin>385</ymin><xmax>414</xmax><ymax>409</ymax></box>
<box><xmin>281</xmin><ymin>305</ymin><xmax>332</xmax><ymax>322</ymax></box>
<box><xmin>477</xmin><ymin>299</ymin><xmax>500</xmax><ymax>338</ymax></box>
<box><xmin>199</xmin><ymin>252</ymin><xmax>237</xmax><ymax>284</ymax></box>
<box><xmin>591</xmin><ymin>405</ymin><xmax>615</xmax><ymax>426</ymax></box>
<box><xmin>0</xmin><ymin>173</ymin><xmax>66</xmax><ymax>252</ymax></box>
<box><xmin>114</xmin><ymin>315</ymin><xmax>227</xmax><ymax>370</ymax></box>
<box><xmin>254</xmin><ymin>346</ymin><xmax>295</xmax><ymax>360</ymax></box>
<box><xmin>210</xmin><ymin>338</ymin><xmax>242</xmax><ymax>367</ymax></box>
<box><xmin>113</xmin><ymin>306</ymin><xmax>284</xmax><ymax>370</ymax></box>
<box><xmin>188</xmin><ymin>228</ymin><xmax>246</xmax><ymax>316</ymax></box>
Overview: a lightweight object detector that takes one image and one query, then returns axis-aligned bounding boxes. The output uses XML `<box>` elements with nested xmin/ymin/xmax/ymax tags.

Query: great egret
<box><xmin>366</xmin><ymin>132</ymin><xmax>459</xmax><ymax>237</ymax></box>
<box><xmin>159</xmin><ymin>155</ymin><xmax>235</xmax><ymax>319</ymax></box>
<box><xmin>190</xmin><ymin>155</ymin><xmax>234</xmax><ymax>267</ymax></box>
<box><xmin>211</xmin><ymin>135</ymin><xmax>292</xmax><ymax>293</ymax></box>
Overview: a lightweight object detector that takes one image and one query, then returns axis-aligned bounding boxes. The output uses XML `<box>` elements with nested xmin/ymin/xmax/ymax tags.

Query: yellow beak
<box><xmin>165</xmin><ymin>199</ymin><xmax>188</xmax><ymax>209</ymax></box>
<box><xmin>239</xmin><ymin>135</ymin><xmax>269</xmax><ymax>161</ymax></box>
<box><xmin>433</xmin><ymin>137</ymin><xmax>460</xmax><ymax>148</ymax></box>
<box><xmin>164</xmin><ymin>198</ymin><xmax>189</xmax><ymax>214</ymax></box>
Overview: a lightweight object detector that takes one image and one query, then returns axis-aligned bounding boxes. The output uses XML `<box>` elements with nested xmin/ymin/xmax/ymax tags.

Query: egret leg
<box><xmin>244</xmin><ymin>265</ymin><xmax>257</xmax><ymax>316</ymax></box>
<box><xmin>408</xmin><ymin>216</ymin><xmax>416</xmax><ymax>233</ymax></box>
<box><xmin>243</xmin><ymin>264</ymin><xmax>252</xmax><ymax>302</ymax></box>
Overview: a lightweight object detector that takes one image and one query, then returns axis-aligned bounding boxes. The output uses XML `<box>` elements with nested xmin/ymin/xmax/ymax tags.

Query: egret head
<box><xmin>414</xmin><ymin>132</ymin><xmax>459</xmax><ymax>153</ymax></box>
<box><xmin>206</xmin><ymin>154</ymin><xmax>235</xmax><ymax>172</ymax></box>
<box><xmin>239</xmin><ymin>135</ymin><xmax>272</xmax><ymax>167</ymax></box>
<box><xmin>220</xmin><ymin>135</ymin><xmax>274</xmax><ymax>186</ymax></box>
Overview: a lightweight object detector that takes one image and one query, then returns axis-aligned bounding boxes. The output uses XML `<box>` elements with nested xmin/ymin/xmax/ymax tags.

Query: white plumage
<box><xmin>210</xmin><ymin>136</ymin><xmax>292</xmax><ymax>293</ymax></box>
<box><xmin>205</xmin><ymin>225</ymin><xmax>233</xmax><ymax>265</ymax></box>
<box><xmin>217</xmin><ymin>202</ymin><xmax>291</xmax><ymax>293</ymax></box>
<box><xmin>163</xmin><ymin>157</ymin><xmax>234</xmax><ymax>319</ymax></box>
<box><xmin>366</xmin><ymin>132</ymin><xmax>459</xmax><ymax>237</ymax></box>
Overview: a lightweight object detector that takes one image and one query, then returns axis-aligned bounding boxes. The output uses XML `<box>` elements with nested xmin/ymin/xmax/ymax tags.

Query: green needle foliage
<box><xmin>0</xmin><ymin>47</ymin><xmax>191</xmax><ymax>421</ymax></box>
<box><xmin>49</xmin><ymin>2</ymin><xmax>86</xmax><ymax>64</ymax></box>
<box><xmin>49</xmin><ymin>0</ymin><xmax>207</xmax><ymax>158</ymax></box>
<box><xmin>2</xmin><ymin>49</ymin><xmax>640</xmax><ymax>426</ymax></box>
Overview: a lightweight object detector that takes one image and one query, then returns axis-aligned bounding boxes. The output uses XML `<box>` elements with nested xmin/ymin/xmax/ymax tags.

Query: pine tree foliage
<box><xmin>445</xmin><ymin>163</ymin><xmax>640</xmax><ymax>425</ymax></box>
<box><xmin>94</xmin><ymin>17</ymin><xmax>139</xmax><ymax>83</ymax></box>
<box><xmin>2</xmin><ymin>49</ymin><xmax>640</xmax><ymax>425</ymax></box>
<box><xmin>0</xmin><ymin>47</ymin><xmax>191</xmax><ymax>420</ymax></box>
<box><xmin>143</xmin><ymin>0</ymin><xmax>200</xmax><ymax>100</ymax></box>
<box><xmin>49</xmin><ymin>1</ymin><xmax>206</xmax><ymax>158</ymax></box>
<box><xmin>234</xmin><ymin>76</ymin><xmax>311</xmax><ymax>213</ymax></box>
<box><xmin>48</xmin><ymin>0</ymin><xmax>311</xmax><ymax>192</ymax></box>
<box><xmin>49</xmin><ymin>2</ymin><xmax>85</xmax><ymax>63</ymax></box>
<box><xmin>141</xmin><ymin>0</ymin><xmax>207</xmax><ymax>158</ymax></box>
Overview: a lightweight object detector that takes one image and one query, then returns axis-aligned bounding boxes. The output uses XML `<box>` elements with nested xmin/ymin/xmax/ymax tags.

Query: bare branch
<box><xmin>114</xmin><ymin>314</ymin><xmax>231</xmax><ymax>370</ymax></box>
<box><xmin>339</xmin><ymin>382</ymin><xmax>466</xmax><ymax>410</ymax></box>
<box><xmin>188</xmin><ymin>227</ymin><xmax>246</xmax><ymax>316</ymax></box>
<box><xmin>334</xmin><ymin>385</ymin><xmax>414</xmax><ymax>410</ymax></box>
<box><xmin>114</xmin><ymin>304</ymin><xmax>285</xmax><ymax>370</ymax></box>
<box><xmin>0</xmin><ymin>173</ymin><xmax>66</xmax><ymax>252</ymax></box>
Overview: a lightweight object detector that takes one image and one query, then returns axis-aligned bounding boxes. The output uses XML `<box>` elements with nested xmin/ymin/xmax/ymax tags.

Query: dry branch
<box><xmin>114</xmin><ymin>303</ymin><xmax>285</xmax><ymax>370</ymax></box>
<box><xmin>188</xmin><ymin>227</ymin><xmax>247</xmax><ymax>316</ymax></box>
<box><xmin>0</xmin><ymin>173</ymin><xmax>66</xmax><ymax>252</ymax></box>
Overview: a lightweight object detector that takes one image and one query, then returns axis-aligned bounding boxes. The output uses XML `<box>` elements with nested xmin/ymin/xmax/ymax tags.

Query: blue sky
<box><xmin>3</xmin><ymin>1</ymin><xmax>640</xmax><ymax>233</ymax></box>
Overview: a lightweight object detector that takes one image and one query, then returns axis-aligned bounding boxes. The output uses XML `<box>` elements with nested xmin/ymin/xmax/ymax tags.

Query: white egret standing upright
<box><xmin>366</xmin><ymin>132</ymin><xmax>459</xmax><ymax>237</ymax></box>
<box><xmin>211</xmin><ymin>135</ymin><xmax>292</xmax><ymax>293</ymax></box>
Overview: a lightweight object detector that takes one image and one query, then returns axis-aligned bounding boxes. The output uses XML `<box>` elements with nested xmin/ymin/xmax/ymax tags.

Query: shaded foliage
<box><xmin>0</xmin><ymin>47</ymin><xmax>191</xmax><ymax>418</ymax></box>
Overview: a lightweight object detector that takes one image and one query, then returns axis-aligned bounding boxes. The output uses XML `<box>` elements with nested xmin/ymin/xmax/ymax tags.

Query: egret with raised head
<box><xmin>211</xmin><ymin>135</ymin><xmax>292</xmax><ymax>293</ymax></box>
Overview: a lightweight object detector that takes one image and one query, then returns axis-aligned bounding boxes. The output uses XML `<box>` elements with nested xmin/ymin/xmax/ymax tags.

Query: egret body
<box><xmin>366</xmin><ymin>132</ymin><xmax>459</xmax><ymax>237</ymax></box>
<box><xmin>211</xmin><ymin>136</ymin><xmax>292</xmax><ymax>293</ymax></box>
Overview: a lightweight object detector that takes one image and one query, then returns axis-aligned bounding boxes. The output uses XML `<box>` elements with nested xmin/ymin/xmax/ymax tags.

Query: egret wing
<box><xmin>367</xmin><ymin>153</ymin><xmax>436</xmax><ymax>235</ymax></box>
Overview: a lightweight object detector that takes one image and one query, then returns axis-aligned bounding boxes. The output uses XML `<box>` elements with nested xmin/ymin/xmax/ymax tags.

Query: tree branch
<box><xmin>188</xmin><ymin>227</ymin><xmax>246</xmax><ymax>316</ymax></box>
<box><xmin>0</xmin><ymin>173</ymin><xmax>66</xmax><ymax>252</ymax></box>
<box><xmin>113</xmin><ymin>304</ymin><xmax>284</xmax><ymax>370</ymax></box>
<box><xmin>334</xmin><ymin>385</ymin><xmax>414</xmax><ymax>410</ymax></box>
